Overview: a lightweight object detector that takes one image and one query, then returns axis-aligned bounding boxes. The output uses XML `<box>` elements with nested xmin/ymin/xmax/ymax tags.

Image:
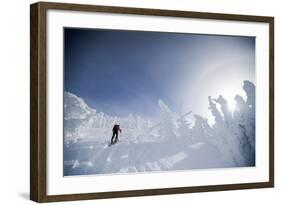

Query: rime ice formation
<box><xmin>64</xmin><ymin>80</ymin><xmax>255</xmax><ymax>176</ymax></box>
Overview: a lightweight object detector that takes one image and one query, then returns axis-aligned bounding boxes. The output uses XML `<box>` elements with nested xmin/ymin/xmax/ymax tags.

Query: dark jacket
<box><xmin>112</xmin><ymin>124</ymin><xmax>121</xmax><ymax>133</ymax></box>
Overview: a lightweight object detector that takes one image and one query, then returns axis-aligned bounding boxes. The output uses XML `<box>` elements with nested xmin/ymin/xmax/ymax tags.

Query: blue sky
<box><xmin>64</xmin><ymin>28</ymin><xmax>255</xmax><ymax>120</ymax></box>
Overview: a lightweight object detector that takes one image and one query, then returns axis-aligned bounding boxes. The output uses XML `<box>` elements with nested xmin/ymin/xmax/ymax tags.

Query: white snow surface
<box><xmin>64</xmin><ymin>81</ymin><xmax>255</xmax><ymax>176</ymax></box>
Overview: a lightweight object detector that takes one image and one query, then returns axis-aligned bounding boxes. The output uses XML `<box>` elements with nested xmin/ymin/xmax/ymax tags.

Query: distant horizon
<box><xmin>64</xmin><ymin>28</ymin><xmax>255</xmax><ymax>121</ymax></box>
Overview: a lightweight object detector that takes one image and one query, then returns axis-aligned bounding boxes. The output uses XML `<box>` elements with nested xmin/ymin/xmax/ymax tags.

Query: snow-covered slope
<box><xmin>64</xmin><ymin>80</ymin><xmax>256</xmax><ymax>176</ymax></box>
<box><xmin>64</xmin><ymin>140</ymin><xmax>224</xmax><ymax>176</ymax></box>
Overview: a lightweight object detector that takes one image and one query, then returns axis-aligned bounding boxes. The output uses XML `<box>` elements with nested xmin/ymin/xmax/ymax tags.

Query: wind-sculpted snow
<box><xmin>64</xmin><ymin>80</ymin><xmax>255</xmax><ymax>176</ymax></box>
<box><xmin>205</xmin><ymin>80</ymin><xmax>255</xmax><ymax>166</ymax></box>
<box><xmin>64</xmin><ymin>92</ymin><xmax>153</xmax><ymax>142</ymax></box>
<box><xmin>64</xmin><ymin>91</ymin><xmax>96</xmax><ymax>120</ymax></box>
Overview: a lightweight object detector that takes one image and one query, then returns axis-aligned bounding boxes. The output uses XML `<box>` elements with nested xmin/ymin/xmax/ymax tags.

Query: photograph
<box><xmin>29</xmin><ymin>2</ymin><xmax>274</xmax><ymax>202</ymax></box>
<box><xmin>63</xmin><ymin>28</ymin><xmax>256</xmax><ymax>176</ymax></box>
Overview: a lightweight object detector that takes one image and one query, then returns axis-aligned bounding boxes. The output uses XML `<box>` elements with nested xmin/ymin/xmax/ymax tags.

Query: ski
<box><xmin>109</xmin><ymin>140</ymin><xmax>119</xmax><ymax>147</ymax></box>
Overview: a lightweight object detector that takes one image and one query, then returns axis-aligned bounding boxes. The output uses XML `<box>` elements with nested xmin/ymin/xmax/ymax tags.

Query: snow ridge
<box><xmin>64</xmin><ymin>80</ymin><xmax>255</xmax><ymax>176</ymax></box>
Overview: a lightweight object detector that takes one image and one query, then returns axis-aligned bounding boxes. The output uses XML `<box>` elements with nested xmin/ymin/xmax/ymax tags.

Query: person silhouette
<box><xmin>111</xmin><ymin>124</ymin><xmax>122</xmax><ymax>144</ymax></box>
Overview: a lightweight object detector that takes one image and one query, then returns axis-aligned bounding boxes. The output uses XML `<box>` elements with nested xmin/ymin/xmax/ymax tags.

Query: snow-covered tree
<box><xmin>157</xmin><ymin>99</ymin><xmax>178</xmax><ymax>140</ymax></box>
<box><xmin>188</xmin><ymin>80</ymin><xmax>256</xmax><ymax>166</ymax></box>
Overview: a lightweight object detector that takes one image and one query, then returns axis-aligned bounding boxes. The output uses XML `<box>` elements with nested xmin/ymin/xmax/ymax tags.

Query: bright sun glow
<box><xmin>225</xmin><ymin>97</ymin><xmax>236</xmax><ymax>112</ymax></box>
<box><xmin>181</xmin><ymin>62</ymin><xmax>253</xmax><ymax>124</ymax></box>
<box><xmin>219</xmin><ymin>88</ymin><xmax>239</xmax><ymax>113</ymax></box>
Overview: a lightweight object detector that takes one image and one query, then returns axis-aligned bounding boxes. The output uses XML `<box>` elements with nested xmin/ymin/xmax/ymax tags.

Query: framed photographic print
<box><xmin>30</xmin><ymin>1</ymin><xmax>274</xmax><ymax>202</ymax></box>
